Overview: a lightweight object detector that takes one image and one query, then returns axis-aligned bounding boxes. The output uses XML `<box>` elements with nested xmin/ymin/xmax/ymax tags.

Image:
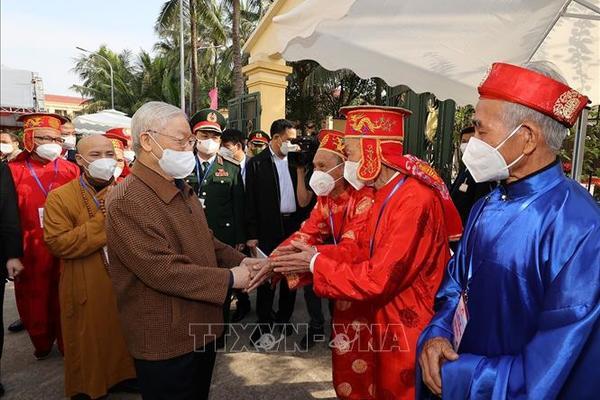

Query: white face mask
<box><xmin>0</xmin><ymin>143</ymin><xmax>14</xmax><ymax>155</ymax></box>
<box><xmin>62</xmin><ymin>135</ymin><xmax>76</xmax><ymax>150</ymax></box>
<box><xmin>218</xmin><ymin>146</ymin><xmax>235</xmax><ymax>159</ymax></box>
<box><xmin>462</xmin><ymin>124</ymin><xmax>525</xmax><ymax>183</ymax></box>
<box><xmin>113</xmin><ymin>165</ymin><xmax>124</xmax><ymax>179</ymax></box>
<box><xmin>123</xmin><ymin>150</ymin><xmax>136</xmax><ymax>164</ymax></box>
<box><xmin>36</xmin><ymin>143</ymin><xmax>63</xmax><ymax>161</ymax></box>
<box><xmin>150</xmin><ymin>135</ymin><xmax>196</xmax><ymax>179</ymax></box>
<box><xmin>197</xmin><ymin>138</ymin><xmax>220</xmax><ymax>155</ymax></box>
<box><xmin>460</xmin><ymin>143</ymin><xmax>468</xmax><ymax>155</ymax></box>
<box><xmin>343</xmin><ymin>160</ymin><xmax>365</xmax><ymax>190</ymax></box>
<box><xmin>280</xmin><ymin>140</ymin><xmax>300</xmax><ymax>156</ymax></box>
<box><xmin>83</xmin><ymin>157</ymin><xmax>117</xmax><ymax>181</ymax></box>
<box><xmin>309</xmin><ymin>163</ymin><xmax>344</xmax><ymax>197</ymax></box>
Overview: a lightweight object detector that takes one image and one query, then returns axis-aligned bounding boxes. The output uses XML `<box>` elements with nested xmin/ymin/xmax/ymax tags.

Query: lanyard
<box><xmin>26</xmin><ymin>159</ymin><xmax>58</xmax><ymax>197</ymax></box>
<box><xmin>462</xmin><ymin>176</ymin><xmax>564</xmax><ymax>292</ymax></box>
<box><xmin>369</xmin><ymin>176</ymin><xmax>407</xmax><ymax>257</ymax></box>
<box><xmin>79</xmin><ymin>176</ymin><xmax>101</xmax><ymax>209</ymax></box>
<box><xmin>328</xmin><ymin>199</ymin><xmax>348</xmax><ymax>246</ymax></box>
<box><xmin>195</xmin><ymin>157</ymin><xmax>216</xmax><ymax>190</ymax></box>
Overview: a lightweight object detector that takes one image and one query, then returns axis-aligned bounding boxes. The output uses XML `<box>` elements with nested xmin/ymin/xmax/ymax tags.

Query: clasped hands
<box><xmin>230</xmin><ymin>241</ymin><xmax>317</xmax><ymax>291</ymax></box>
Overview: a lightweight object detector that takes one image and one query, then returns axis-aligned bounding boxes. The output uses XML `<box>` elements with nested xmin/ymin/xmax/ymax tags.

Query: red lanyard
<box><xmin>26</xmin><ymin>159</ymin><xmax>58</xmax><ymax>198</ymax></box>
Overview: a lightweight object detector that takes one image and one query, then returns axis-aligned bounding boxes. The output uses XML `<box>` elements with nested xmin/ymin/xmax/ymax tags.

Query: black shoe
<box><xmin>231</xmin><ymin>302</ymin><xmax>251</xmax><ymax>323</ymax></box>
<box><xmin>34</xmin><ymin>349</ymin><xmax>52</xmax><ymax>361</ymax></box>
<box><xmin>0</xmin><ymin>383</ymin><xmax>5</xmax><ymax>398</ymax></box>
<box><xmin>70</xmin><ymin>394</ymin><xmax>91</xmax><ymax>400</ymax></box>
<box><xmin>8</xmin><ymin>319</ymin><xmax>24</xmax><ymax>333</ymax></box>
<box><xmin>300</xmin><ymin>328</ymin><xmax>325</xmax><ymax>350</ymax></box>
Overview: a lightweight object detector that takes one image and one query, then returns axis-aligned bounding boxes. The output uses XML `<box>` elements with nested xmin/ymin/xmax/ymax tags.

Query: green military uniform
<box><xmin>185</xmin><ymin>154</ymin><xmax>245</xmax><ymax>246</ymax></box>
<box><xmin>187</xmin><ymin>108</ymin><xmax>245</xmax><ymax>247</ymax></box>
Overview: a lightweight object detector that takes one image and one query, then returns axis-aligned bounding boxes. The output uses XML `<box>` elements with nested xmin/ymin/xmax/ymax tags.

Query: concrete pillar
<box><xmin>242</xmin><ymin>59</ymin><xmax>293</xmax><ymax>131</ymax></box>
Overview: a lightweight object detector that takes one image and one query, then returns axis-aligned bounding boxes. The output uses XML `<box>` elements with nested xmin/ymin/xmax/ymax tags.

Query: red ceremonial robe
<box><xmin>312</xmin><ymin>175</ymin><xmax>451</xmax><ymax>400</ymax></box>
<box><xmin>8</xmin><ymin>153</ymin><xmax>79</xmax><ymax>354</ymax></box>
<box><xmin>273</xmin><ymin>186</ymin><xmax>376</xmax><ymax>400</ymax></box>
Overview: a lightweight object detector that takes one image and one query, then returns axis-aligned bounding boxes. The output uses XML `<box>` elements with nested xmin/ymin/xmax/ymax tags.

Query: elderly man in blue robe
<box><xmin>417</xmin><ymin>60</ymin><xmax>599</xmax><ymax>400</ymax></box>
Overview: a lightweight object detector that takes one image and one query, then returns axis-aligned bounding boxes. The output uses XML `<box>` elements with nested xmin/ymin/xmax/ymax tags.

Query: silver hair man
<box><xmin>503</xmin><ymin>61</ymin><xmax>570</xmax><ymax>153</ymax></box>
<box><xmin>131</xmin><ymin>101</ymin><xmax>186</xmax><ymax>153</ymax></box>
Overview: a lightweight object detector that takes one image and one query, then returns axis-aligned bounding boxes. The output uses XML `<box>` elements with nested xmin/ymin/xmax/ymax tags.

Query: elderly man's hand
<box><xmin>419</xmin><ymin>337</ymin><xmax>459</xmax><ymax>396</ymax></box>
<box><xmin>245</xmin><ymin>259</ymin><xmax>273</xmax><ymax>292</ymax></box>
<box><xmin>230</xmin><ymin>264</ymin><xmax>252</xmax><ymax>289</ymax></box>
<box><xmin>271</xmin><ymin>241</ymin><xmax>317</xmax><ymax>274</ymax></box>
<box><xmin>270</xmin><ymin>244</ymin><xmax>299</xmax><ymax>258</ymax></box>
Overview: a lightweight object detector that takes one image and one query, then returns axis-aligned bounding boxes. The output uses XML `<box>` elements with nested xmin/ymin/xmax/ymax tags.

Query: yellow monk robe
<box><xmin>43</xmin><ymin>175</ymin><xmax>135</xmax><ymax>398</ymax></box>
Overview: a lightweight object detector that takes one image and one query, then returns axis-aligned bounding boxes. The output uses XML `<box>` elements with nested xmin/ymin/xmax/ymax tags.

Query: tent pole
<box><xmin>574</xmin><ymin>0</ymin><xmax>600</xmax><ymax>14</ymax></box>
<box><xmin>527</xmin><ymin>0</ymin><xmax>573</xmax><ymax>62</ymax></box>
<box><xmin>571</xmin><ymin>107</ymin><xmax>589</xmax><ymax>181</ymax></box>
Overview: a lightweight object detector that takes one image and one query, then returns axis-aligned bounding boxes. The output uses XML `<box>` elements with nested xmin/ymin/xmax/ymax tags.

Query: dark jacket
<box><xmin>0</xmin><ymin>162</ymin><xmax>23</xmax><ymax>280</ymax></box>
<box><xmin>449</xmin><ymin>166</ymin><xmax>495</xmax><ymax>225</ymax></box>
<box><xmin>245</xmin><ymin>147</ymin><xmax>310</xmax><ymax>254</ymax></box>
<box><xmin>185</xmin><ymin>155</ymin><xmax>245</xmax><ymax>247</ymax></box>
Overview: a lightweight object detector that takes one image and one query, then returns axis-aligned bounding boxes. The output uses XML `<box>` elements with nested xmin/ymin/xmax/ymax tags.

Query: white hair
<box><xmin>131</xmin><ymin>101</ymin><xmax>186</xmax><ymax>153</ymax></box>
<box><xmin>501</xmin><ymin>61</ymin><xmax>570</xmax><ymax>153</ymax></box>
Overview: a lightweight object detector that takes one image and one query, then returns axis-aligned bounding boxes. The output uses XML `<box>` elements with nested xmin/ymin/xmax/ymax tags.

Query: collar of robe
<box><xmin>500</xmin><ymin>158</ymin><xmax>562</xmax><ymax>199</ymax></box>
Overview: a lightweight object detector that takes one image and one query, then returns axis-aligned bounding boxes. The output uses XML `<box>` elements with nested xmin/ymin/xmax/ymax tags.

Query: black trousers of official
<box><xmin>256</xmin><ymin>215</ymin><xmax>299</xmax><ymax>324</ymax></box>
<box><xmin>134</xmin><ymin>346</ymin><xmax>216</xmax><ymax>400</ymax></box>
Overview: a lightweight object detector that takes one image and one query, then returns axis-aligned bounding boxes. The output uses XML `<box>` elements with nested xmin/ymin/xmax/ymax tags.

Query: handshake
<box><xmin>229</xmin><ymin>258</ymin><xmax>273</xmax><ymax>291</ymax></box>
<box><xmin>229</xmin><ymin>240</ymin><xmax>319</xmax><ymax>291</ymax></box>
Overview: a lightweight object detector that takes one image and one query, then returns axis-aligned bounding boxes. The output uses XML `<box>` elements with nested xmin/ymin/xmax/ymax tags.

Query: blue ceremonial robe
<box><xmin>417</xmin><ymin>160</ymin><xmax>600</xmax><ymax>399</ymax></box>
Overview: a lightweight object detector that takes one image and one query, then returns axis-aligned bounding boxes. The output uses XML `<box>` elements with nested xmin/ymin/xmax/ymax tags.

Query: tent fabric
<box><xmin>267</xmin><ymin>0</ymin><xmax>599</xmax><ymax>105</ymax></box>
<box><xmin>73</xmin><ymin>109</ymin><xmax>131</xmax><ymax>135</ymax></box>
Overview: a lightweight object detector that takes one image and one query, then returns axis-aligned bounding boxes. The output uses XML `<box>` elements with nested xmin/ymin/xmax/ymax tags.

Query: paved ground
<box><xmin>2</xmin><ymin>282</ymin><xmax>337</xmax><ymax>399</ymax></box>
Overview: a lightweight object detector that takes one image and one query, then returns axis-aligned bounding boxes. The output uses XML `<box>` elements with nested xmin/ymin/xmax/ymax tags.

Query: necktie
<box><xmin>202</xmin><ymin>161</ymin><xmax>210</xmax><ymax>175</ymax></box>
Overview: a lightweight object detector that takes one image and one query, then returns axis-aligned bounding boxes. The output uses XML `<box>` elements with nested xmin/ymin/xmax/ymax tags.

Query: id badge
<box><xmin>459</xmin><ymin>183</ymin><xmax>469</xmax><ymax>192</ymax></box>
<box><xmin>38</xmin><ymin>208</ymin><xmax>45</xmax><ymax>228</ymax></box>
<box><xmin>199</xmin><ymin>197</ymin><xmax>206</xmax><ymax>208</ymax></box>
<box><xmin>452</xmin><ymin>292</ymin><xmax>469</xmax><ymax>350</ymax></box>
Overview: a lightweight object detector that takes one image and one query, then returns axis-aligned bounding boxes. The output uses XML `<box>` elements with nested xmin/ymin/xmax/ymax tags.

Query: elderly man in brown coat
<box><xmin>105</xmin><ymin>101</ymin><xmax>258</xmax><ymax>400</ymax></box>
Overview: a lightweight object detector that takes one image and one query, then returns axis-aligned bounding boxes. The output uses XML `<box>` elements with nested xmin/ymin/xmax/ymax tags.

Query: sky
<box><xmin>1</xmin><ymin>0</ymin><xmax>167</xmax><ymax>96</ymax></box>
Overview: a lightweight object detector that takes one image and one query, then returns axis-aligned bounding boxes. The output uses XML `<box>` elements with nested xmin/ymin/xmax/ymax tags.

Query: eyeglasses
<box><xmin>146</xmin><ymin>130</ymin><xmax>197</xmax><ymax>149</ymax></box>
<box><xmin>35</xmin><ymin>136</ymin><xmax>65</xmax><ymax>144</ymax></box>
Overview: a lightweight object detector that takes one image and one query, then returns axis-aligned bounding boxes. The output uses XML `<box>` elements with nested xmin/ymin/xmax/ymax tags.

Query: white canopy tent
<box><xmin>246</xmin><ymin>0</ymin><xmax>599</xmax><ymax>179</ymax></box>
<box><xmin>73</xmin><ymin>109</ymin><xmax>131</xmax><ymax>136</ymax></box>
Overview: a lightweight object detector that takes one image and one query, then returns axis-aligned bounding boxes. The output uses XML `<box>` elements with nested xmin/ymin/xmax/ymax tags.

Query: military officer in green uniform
<box><xmin>186</xmin><ymin>108</ymin><xmax>245</xmax><ymax>249</ymax></box>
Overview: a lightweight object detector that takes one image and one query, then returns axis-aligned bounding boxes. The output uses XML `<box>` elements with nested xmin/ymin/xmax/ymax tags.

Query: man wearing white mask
<box><xmin>449</xmin><ymin>126</ymin><xmax>495</xmax><ymax>226</ymax></box>
<box><xmin>60</xmin><ymin>122</ymin><xmax>78</xmax><ymax>163</ymax></box>
<box><xmin>8</xmin><ymin>113</ymin><xmax>80</xmax><ymax>359</ymax></box>
<box><xmin>0</xmin><ymin>131</ymin><xmax>22</xmax><ymax>162</ymax></box>
<box><xmin>105</xmin><ymin>102</ymin><xmax>258</xmax><ymax>399</ymax></box>
<box><xmin>43</xmin><ymin>135</ymin><xmax>136</xmax><ymax>399</ymax></box>
<box><xmin>417</xmin><ymin>61</ymin><xmax>599</xmax><ymax>400</ymax></box>
<box><xmin>267</xmin><ymin>106</ymin><xmax>463</xmax><ymax>399</ymax></box>
<box><xmin>245</xmin><ymin>118</ymin><xmax>312</xmax><ymax>344</ymax></box>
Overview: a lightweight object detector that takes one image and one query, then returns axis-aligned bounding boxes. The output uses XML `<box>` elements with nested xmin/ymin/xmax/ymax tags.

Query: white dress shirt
<box><xmin>240</xmin><ymin>154</ymin><xmax>247</xmax><ymax>186</ymax></box>
<box><xmin>270</xmin><ymin>146</ymin><xmax>297</xmax><ymax>214</ymax></box>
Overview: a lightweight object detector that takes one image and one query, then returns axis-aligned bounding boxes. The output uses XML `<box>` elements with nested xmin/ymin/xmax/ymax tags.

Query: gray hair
<box><xmin>501</xmin><ymin>61</ymin><xmax>570</xmax><ymax>153</ymax></box>
<box><xmin>131</xmin><ymin>101</ymin><xmax>186</xmax><ymax>153</ymax></box>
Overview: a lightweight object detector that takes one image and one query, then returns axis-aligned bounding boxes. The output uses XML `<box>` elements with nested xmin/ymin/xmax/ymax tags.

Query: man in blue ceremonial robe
<box><xmin>417</xmin><ymin>61</ymin><xmax>599</xmax><ymax>399</ymax></box>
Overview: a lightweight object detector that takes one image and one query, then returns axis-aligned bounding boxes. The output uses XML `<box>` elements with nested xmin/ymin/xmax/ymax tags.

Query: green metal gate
<box><xmin>227</xmin><ymin>92</ymin><xmax>261</xmax><ymax>134</ymax></box>
<box><xmin>386</xmin><ymin>85</ymin><xmax>456</xmax><ymax>185</ymax></box>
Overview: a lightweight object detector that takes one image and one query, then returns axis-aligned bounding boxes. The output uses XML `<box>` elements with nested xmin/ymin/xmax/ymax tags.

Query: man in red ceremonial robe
<box><xmin>268</xmin><ymin>106</ymin><xmax>463</xmax><ymax>399</ymax></box>
<box><xmin>250</xmin><ymin>130</ymin><xmax>376</xmax><ymax>399</ymax></box>
<box><xmin>8</xmin><ymin>113</ymin><xmax>79</xmax><ymax>359</ymax></box>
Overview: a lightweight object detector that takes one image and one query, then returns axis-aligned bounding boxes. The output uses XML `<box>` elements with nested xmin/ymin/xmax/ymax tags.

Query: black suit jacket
<box><xmin>0</xmin><ymin>162</ymin><xmax>23</xmax><ymax>280</ymax></box>
<box><xmin>245</xmin><ymin>148</ymin><xmax>309</xmax><ymax>254</ymax></box>
<box><xmin>450</xmin><ymin>166</ymin><xmax>495</xmax><ymax>225</ymax></box>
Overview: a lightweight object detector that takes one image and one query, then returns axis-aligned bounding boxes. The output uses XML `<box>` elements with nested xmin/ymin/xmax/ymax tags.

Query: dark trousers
<box><xmin>134</xmin><ymin>346</ymin><xmax>216</xmax><ymax>400</ymax></box>
<box><xmin>304</xmin><ymin>284</ymin><xmax>334</xmax><ymax>330</ymax></box>
<box><xmin>256</xmin><ymin>215</ymin><xmax>299</xmax><ymax>324</ymax></box>
<box><xmin>0</xmin><ymin>281</ymin><xmax>5</xmax><ymax>362</ymax></box>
